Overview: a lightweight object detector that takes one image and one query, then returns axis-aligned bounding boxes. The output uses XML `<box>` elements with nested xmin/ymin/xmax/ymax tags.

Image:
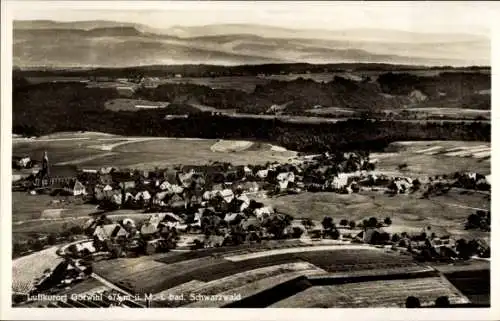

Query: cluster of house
<box><xmin>20</xmin><ymin>151</ymin><xmax>369</xmax><ymax>201</ymax></box>
<box><xmin>18</xmin><ymin>149</ymin><xmax>491</xmax><ymax>208</ymax></box>
<box><xmin>347</xmin><ymin>221</ymin><xmax>490</xmax><ymax>262</ymax></box>
<box><xmin>80</xmin><ymin>203</ymin><xmax>280</xmax><ymax>257</ymax></box>
<box><xmin>20</xmin><ymin>151</ymin><xmax>490</xmax><ymax>209</ymax></box>
<box><xmin>13</xmin><ymin>155</ymin><xmax>33</xmax><ymax>169</ymax></box>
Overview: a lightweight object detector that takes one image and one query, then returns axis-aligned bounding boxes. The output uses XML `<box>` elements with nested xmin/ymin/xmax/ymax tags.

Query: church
<box><xmin>33</xmin><ymin>151</ymin><xmax>78</xmax><ymax>188</ymax></box>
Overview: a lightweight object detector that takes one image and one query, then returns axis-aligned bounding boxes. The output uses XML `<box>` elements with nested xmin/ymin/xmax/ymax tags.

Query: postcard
<box><xmin>1</xmin><ymin>1</ymin><xmax>498</xmax><ymax>320</ymax></box>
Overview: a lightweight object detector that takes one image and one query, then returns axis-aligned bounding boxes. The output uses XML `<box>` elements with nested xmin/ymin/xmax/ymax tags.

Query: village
<box><xmin>13</xmin><ymin>148</ymin><xmax>491</xmax><ymax>266</ymax></box>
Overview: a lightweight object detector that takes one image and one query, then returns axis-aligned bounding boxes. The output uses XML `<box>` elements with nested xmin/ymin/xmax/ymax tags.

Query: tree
<box><xmin>418</xmin><ymin>232</ymin><xmax>427</xmax><ymax>241</ymax></box>
<box><xmin>191</xmin><ymin>239</ymin><xmax>204</xmax><ymax>250</ymax></box>
<box><xmin>229</xmin><ymin>225</ymin><xmax>246</xmax><ymax>245</ymax></box>
<box><xmin>349</xmin><ymin>220</ymin><xmax>356</xmax><ymax>229</ymax></box>
<box><xmin>83</xmin><ymin>264</ymin><xmax>93</xmax><ymax>275</ymax></box>
<box><xmin>384</xmin><ymin>217</ymin><xmax>392</xmax><ymax>226</ymax></box>
<box><xmin>411</xmin><ymin>179</ymin><xmax>421</xmax><ymax>192</ymax></box>
<box><xmin>31</xmin><ymin>239</ymin><xmax>45</xmax><ymax>251</ymax></box>
<box><xmin>264</xmin><ymin>215</ymin><xmax>291</xmax><ymax>240</ymax></box>
<box><xmin>321</xmin><ymin>216</ymin><xmax>334</xmax><ymax>230</ymax></box>
<box><xmin>466</xmin><ymin>239</ymin><xmax>480</xmax><ymax>256</ymax></box>
<box><xmin>405</xmin><ymin>296</ymin><xmax>421</xmax><ymax>308</ymax></box>
<box><xmin>301</xmin><ymin>218</ymin><xmax>314</xmax><ymax>229</ymax></box>
<box><xmin>47</xmin><ymin>233</ymin><xmax>58</xmax><ymax>245</ymax></box>
<box><xmin>435</xmin><ymin>296</ymin><xmax>450</xmax><ymax>307</ymax></box>
<box><xmin>398</xmin><ymin>163</ymin><xmax>408</xmax><ymax>170</ymax></box>
<box><xmin>465</xmin><ymin>213</ymin><xmax>480</xmax><ymax>229</ymax></box>
<box><xmin>456</xmin><ymin>239</ymin><xmax>471</xmax><ymax>260</ymax></box>
<box><xmin>339</xmin><ymin>219</ymin><xmax>349</xmax><ymax>226</ymax></box>
<box><xmin>391</xmin><ymin>233</ymin><xmax>401</xmax><ymax>243</ymax></box>
<box><xmin>247</xmin><ymin>231</ymin><xmax>261</xmax><ymax>243</ymax></box>
<box><xmin>368</xmin><ymin>217</ymin><xmax>378</xmax><ymax>228</ymax></box>
<box><xmin>324</xmin><ymin>228</ymin><xmax>340</xmax><ymax>240</ymax></box>
<box><xmin>291</xmin><ymin>227</ymin><xmax>304</xmax><ymax>239</ymax></box>
<box><xmin>69</xmin><ymin>225</ymin><xmax>84</xmax><ymax>235</ymax></box>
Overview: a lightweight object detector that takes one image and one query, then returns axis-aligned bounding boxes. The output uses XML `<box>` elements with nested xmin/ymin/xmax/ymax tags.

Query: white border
<box><xmin>1</xmin><ymin>1</ymin><xmax>499</xmax><ymax>320</ymax></box>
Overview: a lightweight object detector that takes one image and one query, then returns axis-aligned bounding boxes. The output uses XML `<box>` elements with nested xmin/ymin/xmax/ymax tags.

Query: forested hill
<box><xmin>12</xmin><ymin>77</ymin><xmax>490</xmax><ymax>153</ymax></box>
<box><xmin>132</xmin><ymin>71</ymin><xmax>489</xmax><ymax>113</ymax></box>
<box><xmin>14</xmin><ymin>64</ymin><xmax>490</xmax><ymax>78</ymax></box>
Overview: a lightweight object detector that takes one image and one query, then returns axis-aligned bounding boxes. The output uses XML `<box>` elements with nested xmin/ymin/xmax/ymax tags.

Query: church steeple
<box><xmin>42</xmin><ymin>151</ymin><xmax>49</xmax><ymax>177</ymax></box>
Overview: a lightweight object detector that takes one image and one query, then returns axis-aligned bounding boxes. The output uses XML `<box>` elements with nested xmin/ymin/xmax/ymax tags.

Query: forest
<box><xmin>13</xmin><ymin>76</ymin><xmax>490</xmax><ymax>153</ymax></box>
<box><xmin>134</xmin><ymin>71</ymin><xmax>490</xmax><ymax>113</ymax></box>
<box><xmin>14</xmin><ymin>63</ymin><xmax>489</xmax><ymax>78</ymax></box>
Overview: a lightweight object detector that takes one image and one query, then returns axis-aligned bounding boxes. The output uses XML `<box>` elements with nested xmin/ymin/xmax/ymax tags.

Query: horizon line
<box><xmin>13</xmin><ymin>63</ymin><xmax>492</xmax><ymax>70</ymax></box>
<box><xmin>12</xmin><ymin>19</ymin><xmax>490</xmax><ymax>38</ymax></box>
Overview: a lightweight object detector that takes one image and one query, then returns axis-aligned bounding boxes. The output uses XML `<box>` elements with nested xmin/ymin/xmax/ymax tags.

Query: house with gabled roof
<box><xmin>63</xmin><ymin>179</ymin><xmax>87</xmax><ymax>196</ymax></box>
<box><xmin>218</xmin><ymin>189</ymin><xmax>234</xmax><ymax>203</ymax></box>
<box><xmin>98</xmin><ymin>173</ymin><xmax>114</xmax><ymax>186</ymax></box>
<box><xmin>135</xmin><ymin>190</ymin><xmax>152</xmax><ymax>202</ymax></box>
<box><xmin>169</xmin><ymin>193</ymin><xmax>186</xmax><ymax>209</ymax></box>
<box><xmin>94</xmin><ymin>184</ymin><xmax>114</xmax><ymax>200</ymax></box>
<box><xmin>153</xmin><ymin>191</ymin><xmax>169</xmax><ymax>207</ymax></box>
<box><xmin>93</xmin><ymin>224</ymin><xmax>129</xmax><ymax>242</ymax></box>
<box><xmin>243</xmin><ymin>165</ymin><xmax>253</xmax><ymax>177</ymax></box>
<box><xmin>236</xmin><ymin>194</ymin><xmax>251</xmax><ymax>211</ymax></box>
<box><xmin>224</xmin><ymin>213</ymin><xmax>244</xmax><ymax>224</ymax></box>
<box><xmin>254</xmin><ymin>206</ymin><xmax>273</xmax><ymax>221</ymax></box>
<box><xmin>111</xmin><ymin>193</ymin><xmax>123</xmax><ymax>205</ymax></box>
<box><xmin>256</xmin><ymin>169</ymin><xmax>269</xmax><ymax>179</ymax></box>
<box><xmin>178</xmin><ymin>169</ymin><xmax>195</xmax><ymax>188</ymax></box>
<box><xmin>140</xmin><ymin>221</ymin><xmax>160</xmax><ymax>239</ymax></box>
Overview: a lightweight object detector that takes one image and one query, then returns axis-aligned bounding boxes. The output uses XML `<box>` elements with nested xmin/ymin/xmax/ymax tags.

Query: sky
<box><xmin>8</xmin><ymin>1</ymin><xmax>494</xmax><ymax>36</ymax></box>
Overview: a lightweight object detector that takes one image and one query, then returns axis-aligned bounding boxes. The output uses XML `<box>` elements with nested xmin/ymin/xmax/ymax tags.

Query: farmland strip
<box><xmin>224</xmin><ymin>244</ymin><xmax>378</xmax><ymax>262</ymax></box>
<box><xmin>414</xmin><ymin>146</ymin><xmax>443</xmax><ymax>154</ymax></box>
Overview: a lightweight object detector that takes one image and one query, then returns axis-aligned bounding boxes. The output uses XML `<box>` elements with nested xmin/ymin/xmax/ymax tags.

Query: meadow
<box><xmin>93</xmin><ymin>246</ymin><xmax>416</xmax><ymax>295</ymax></box>
<box><xmin>372</xmin><ymin>141</ymin><xmax>490</xmax><ymax>178</ymax></box>
<box><xmin>401</xmin><ymin>107</ymin><xmax>491</xmax><ymax>120</ymax></box>
<box><xmin>12</xmin><ymin>132</ymin><xmax>297</xmax><ymax>170</ymax></box>
<box><xmin>261</xmin><ymin>189</ymin><xmax>489</xmax><ymax>241</ymax></box>
<box><xmin>158</xmin><ymin>76</ymin><xmax>269</xmax><ymax>93</ymax></box>
<box><xmin>104</xmin><ymin>98</ymin><xmax>169</xmax><ymax>112</ymax></box>
<box><xmin>12</xmin><ymin>246</ymin><xmax>63</xmax><ymax>294</ymax></box>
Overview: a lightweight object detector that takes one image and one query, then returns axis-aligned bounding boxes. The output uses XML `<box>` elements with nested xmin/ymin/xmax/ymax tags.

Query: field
<box><xmin>104</xmin><ymin>98</ymin><xmax>169</xmax><ymax>112</ymax></box>
<box><xmin>12</xmin><ymin>190</ymin><xmax>98</xmax><ymax>238</ymax></box>
<box><xmin>270</xmin><ymin>276</ymin><xmax>469</xmax><ymax>308</ymax></box>
<box><xmin>372</xmin><ymin>141</ymin><xmax>491</xmax><ymax>178</ymax></box>
<box><xmin>159</xmin><ymin>76</ymin><xmax>269</xmax><ymax>93</ymax></box>
<box><xmin>404</xmin><ymin>107</ymin><xmax>490</xmax><ymax>119</ymax></box>
<box><xmin>180</xmin><ymin>262</ymin><xmax>321</xmax><ymax>297</ymax></box>
<box><xmin>93</xmin><ymin>246</ymin><xmax>418</xmax><ymax>295</ymax></box>
<box><xmin>90</xmin><ymin>242</ymin><xmax>485</xmax><ymax>307</ymax></box>
<box><xmin>55</xmin><ymin>278</ymin><xmax>111</xmax><ymax>296</ymax></box>
<box><xmin>305</xmin><ymin>107</ymin><xmax>356</xmax><ymax>115</ymax></box>
<box><xmin>261</xmin><ymin>189</ymin><xmax>490</xmax><ymax>241</ymax></box>
<box><xmin>12</xmin><ymin>246</ymin><xmax>63</xmax><ymax>294</ymax></box>
<box><xmin>12</xmin><ymin>192</ymin><xmax>97</xmax><ymax>222</ymax></box>
<box><xmin>12</xmin><ymin>132</ymin><xmax>297</xmax><ymax>169</ymax></box>
<box><xmin>11</xmin><ymin>189</ymin><xmax>100</xmax><ymax>247</ymax></box>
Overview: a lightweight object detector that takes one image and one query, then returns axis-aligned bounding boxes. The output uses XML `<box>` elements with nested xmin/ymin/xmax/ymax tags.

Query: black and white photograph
<box><xmin>1</xmin><ymin>1</ymin><xmax>498</xmax><ymax>319</ymax></box>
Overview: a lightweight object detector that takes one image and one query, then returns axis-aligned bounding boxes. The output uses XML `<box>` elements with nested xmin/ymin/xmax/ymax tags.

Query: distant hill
<box><xmin>13</xmin><ymin>20</ymin><xmax>158</xmax><ymax>33</ymax></box>
<box><xmin>13</xmin><ymin>20</ymin><xmax>490</xmax><ymax>67</ymax></box>
<box><xmin>165</xmin><ymin>23</ymin><xmax>488</xmax><ymax>43</ymax></box>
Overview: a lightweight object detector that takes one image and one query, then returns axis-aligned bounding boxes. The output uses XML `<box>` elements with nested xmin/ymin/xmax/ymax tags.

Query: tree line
<box><xmin>13</xmin><ymin>80</ymin><xmax>490</xmax><ymax>153</ymax></box>
<box><xmin>15</xmin><ymin>63</ymin><xmax>489</xmax><ymax>78</ymax></box>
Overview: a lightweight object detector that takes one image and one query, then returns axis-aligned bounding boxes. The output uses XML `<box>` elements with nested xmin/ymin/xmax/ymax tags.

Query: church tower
<box><xmin>42</xmin><ymin>151</ymin><xmax>49</xmax><ymax>177</ymax></box>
